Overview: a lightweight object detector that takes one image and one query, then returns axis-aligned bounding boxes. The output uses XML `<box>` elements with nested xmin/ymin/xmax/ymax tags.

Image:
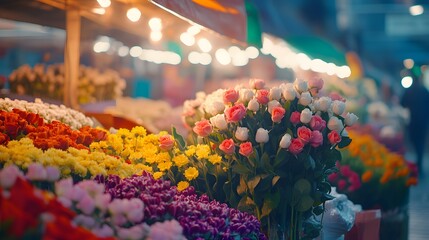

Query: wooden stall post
<box><xmin>64</xmin><ymin>7</ymin><xmax>81</xmax><ymax>109</ymax></box>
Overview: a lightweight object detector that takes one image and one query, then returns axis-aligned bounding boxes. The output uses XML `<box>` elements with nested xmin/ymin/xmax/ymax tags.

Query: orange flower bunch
<box><xmin>27</xmin><ymin>121</ymin><xmax>107</xmax><ymax>151</ymax></box>
<box><xmin>331</xmin><ymin>129</ymin><xmax>417</xmax><ymax>210</ymax></box>
<box><xmin>0</xmin><ymin>108</ymin><xmax>107</xmax><ymax>150</ymax></box>
<box><xmin>0</xmin><ymin>177</ymin><xmax>112</xmax><ymax>240</ymax></box>
<box><xmin>0</xmin><ymin>109</ymin><xmax>44</xmax><ymax>144</ymax></box>
<box><xmin>345</xmin><ymin>130</ymin><xmax>417</xmax><ymax>186</ymax></box>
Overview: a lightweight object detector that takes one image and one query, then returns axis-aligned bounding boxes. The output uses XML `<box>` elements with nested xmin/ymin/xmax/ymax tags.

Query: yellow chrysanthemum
<box><xmin>173</xmin><ymin>154</ymin><xmax>189</xmax><ymax>168</ymax></box>
<box><xmin>184</xmin><ymin>167</ymin><xmax>199</xmax><ymax>181</ymax></box>
<box><xmin>131</xmin><ymin>126</ymin><xmax>147</xmax><ymax>137</ymax></box>
<box><xmin>158</xmin><ymin>161</ymin><xmax>173</xmax><ymax>172</ymax></box>
<box><xmin>185</xmin><ymin>145</ymin><xmax>196</xmax><ymax>157</ymax></box>
<box><xmin>208</xmin><ymin>155</ymin><xmax>222</xmax><ymax>165</ymax></box>
<box><xmin>177</xmin><ymin>181</ymin><xmax>190</xmax><ymax>191</ymax></box>
<box><xmin>195</xmin><ymin>144</ymin><xmax>210</xmax><ymax>159</ymax></box>
<box><xmin>153</xmin><ymin>171</ymin><xmax>164</xmax><ymax>179</ymax></box>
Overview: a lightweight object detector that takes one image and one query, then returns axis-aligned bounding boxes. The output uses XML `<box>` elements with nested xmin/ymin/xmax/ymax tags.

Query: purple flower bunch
<box><xmin>96</xmin><ymin>172</ymin><xmax>266</xmax><ymax>240</ymax></box>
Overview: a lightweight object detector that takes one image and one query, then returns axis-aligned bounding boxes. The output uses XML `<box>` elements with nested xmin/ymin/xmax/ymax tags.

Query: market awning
<box><xmin>284</xmin><ymin>36</ymin><xmax>348</xmax><ymax>66</ymax></box>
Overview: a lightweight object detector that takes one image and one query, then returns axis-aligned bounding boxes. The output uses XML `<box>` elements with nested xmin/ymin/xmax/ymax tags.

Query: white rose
<box><xmin>239</xmin><ymin>89</ymin><xmax>254</xmax><ymax>103</ymax></box>
<box><xmin>331</xmin><ymin>100</ymin><xmax>346</xmax><ymax>116</ymax></box>
<box><xmin>279</xmin><ymin>133</ymin><xmax>292</xmax><ymax>148</ymax></box>
<box><xmin>294</xmin><ymin>79</ymin><xmax>308</xmax><ymax>93</ymax></box>
<box><xmin>270</xmin><ymin>87</ymin><xmax>282</xmax><ymax>101</ymax></box>
<box><xmin>344</xmin><ymin>112</ymin><xmax>359</xmax><ymax>126</ymax></box>
<box><xmin>247</xmin><ymin>98</ymin><xmax>259</xmax><ymax>112</ymax></box>
<box><xmin>205</xmin><ymin>101</ymin><xmax>225</xmax><ymax>116</ymax></box>
<box><xmin>210</xmin><ymin>114</ymin><xmax>228</xmax><ymax>130</ymax></box>
<box><xmin>235</xmin><ymin>127</ymin><xmax>249</xmax><ymax>141</ymax></box>
<box><xmin>300</xmin><ymin>108</ymin><xmax>312</xmax><ymax>124</ymax></box>
<box><xmin>314</xmin><ymin>97</ymin><xmax>332</xmax><ymax>112</ymax></box>
<box><xmin>327</xmin><ymin>116</ymin><xmax>344</xmax><ymax>132</ymax></box>
<box><xmin>268</xmin><ymin>100</ymin><xmax>281</xmax><ymax>114</ymax></box>
<box><xmin>255</xmin><ymin>128</ymin><xmax>269</xmax><ymax>143</ymax></box>
<box><xmin>282</xmin><ymin>83</ymin><xmax>296</xmax><ymax>101</ymax></box>
<box><xmin>298</xmin><ymin>91</ymin><xmax>312</xmax><ymax>106</ymax></box>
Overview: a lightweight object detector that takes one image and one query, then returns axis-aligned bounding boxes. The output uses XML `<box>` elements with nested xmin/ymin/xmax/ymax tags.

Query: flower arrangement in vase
<box><xmin>179</xmin><ymin>78</ymin><xmax>358</xmax><ymax>239</ymax></box>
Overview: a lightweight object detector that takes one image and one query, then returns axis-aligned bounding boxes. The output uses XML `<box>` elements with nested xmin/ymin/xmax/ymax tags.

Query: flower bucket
<box><xmin>379</xmin><ymin>206</ymin><xmax>408</xmax><ymax>240</ymax></box>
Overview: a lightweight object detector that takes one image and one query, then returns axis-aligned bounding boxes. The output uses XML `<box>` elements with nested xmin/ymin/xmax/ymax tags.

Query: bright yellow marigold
<box><xmin>195</xmin><ymin>144</ymin><xmax>210</xmax><ymax>159</ymax></box>
<box><xmin>208</xmin><ymin>155</ymin><xmax>222</xmax><ymax>165</ymax></box>
<box><xmin>177</xmin><ymin>181</ymin><xmax>190</xmax><ymax>191</ymax></box>
<box><xmin>131</xmin><ymin>126</ymin><xmax>147</xmax><ymax>137</ymax></box>
<box><xmin>158</xmin><ymin>161</ymin><xmax>173</xmax><ymax>171</ymax></box>
<box><xmin>184</xmin><ymin>167</ymin><xmax>199</xmax><ymax>181</ymax></box>
<box><xmin>153</xmin><ymin>171</ymin><xmax>163</xmax><ymax>179</ymax></box>
<box><xmin>173</xmin><ymin>154</ymin><xmax>189</xmax><ymax>168</ymax></box>
<box><xmin>185</xmin><ymin>146</ymin><xmax>196</xmax><ymax>157</ymax></box>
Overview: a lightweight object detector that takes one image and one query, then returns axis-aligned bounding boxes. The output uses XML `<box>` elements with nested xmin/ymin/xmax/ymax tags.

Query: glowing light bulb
<box><xmin>127</xmin><ymin>7</ymin><xmax>141</xmax><ymax>22</ymax></box>
<box><xmin>148</xmin><ymin>18</ymin><xmax>162</xmax><ymax>31</ymax></box>
<box><xmin>97</xmin><ymin>0</ymin><xmax>111</xmax><ymax>8</ymax></box>
<box><xmin>180</xmin><ymin>32</ymin><xmax>195</xmax><ymax>46</ymax></box>
<box><xmin>401</xmin><ymin>76</ymin><xmax>413</xmax><ymax>88</ymax></box>
<box><xmin>150</xmin><ymin>31</ymin><xmax>162</xmax><ymax>42</ymax></box>
<box><xmin>197</xmin><ymin>38</ymin><xmax>212</xmax><ymax>52</ymax></box>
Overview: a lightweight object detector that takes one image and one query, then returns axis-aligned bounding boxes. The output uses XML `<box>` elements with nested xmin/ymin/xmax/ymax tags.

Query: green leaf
<box><xmin>291</xmin><ymin>188</ymin><xmax>302</xmax><ymax>206</ymax></box>
<box><xmin>247</xmin><ymin>175</ymin><xmax>261</xmax><ymax>193</ymax></box>
<box><xmin>261</xmin><ymin>191</ymin><xmax>281</xmax><ymax>218</ymax></box>
<box><xmin>297</xmin><ymin>195</ymin><xmax>314</xmax><ymax>212</ymax></box>
<box><xmin>232</xmin><ymin>164</ymin><xmax>252</xmax><ymax>175</ymax></box>
<box><xmin>172</xmin><ymin>127</ymin><xmax>186</xmax><ymax>151</ymax></box>
<box><xmin>338</xmin><ymin>136</ymin><xmax>352</xmax><ymax>148</ymax></box>
<box><xmin>294</xmin><ymin>179</ymin><xmax>311</xmax><ymax>195</ymax></box>
<box><xmin>237</xmin><ymin>176</ymin><xmax>248</xmax><ymax>195</ymax></box>
<box><xmin>273</xmin><ymin>149</ymin><xmax>288</xmax><ymax>168</ymax></box>
<box><xmin>304</xmin><ymin>156</ymin><xmax>316</xmax><ymax>170</ymax></box>
<box><xmin>237</xmin><ymin>195</ymin><xmax>256</xmax><ymax>212</ymax></box>
<box><xmin>323</xmin><ymin>149</ymin><xmax>341</xmax><ymax>168</ymax></box>
<box><xmin>272</xmin><ymin>176</ymin><xmax>280</xmax><ymax>186</ymax></box>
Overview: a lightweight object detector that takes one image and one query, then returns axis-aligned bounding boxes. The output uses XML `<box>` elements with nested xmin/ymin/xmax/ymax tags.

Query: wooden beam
<box><xmin>64</xmin><ymin>7</ymin><xmax>81</xmax><ymax>109</ymax></box>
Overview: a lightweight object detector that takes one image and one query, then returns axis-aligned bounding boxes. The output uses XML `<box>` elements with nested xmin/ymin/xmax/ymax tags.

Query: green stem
<box><xmin>202</xmin><ymin>165</ymin><xmax>213</xmax><ymax>199</ymax></box>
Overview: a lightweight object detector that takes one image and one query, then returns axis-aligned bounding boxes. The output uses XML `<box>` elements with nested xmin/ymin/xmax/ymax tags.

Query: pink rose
<box><xmin>309</xmin><ymin>115</ymin><xmax>326</xmax><ymax>131</ymax></box>
<box><xmin>256</xmin><ymin>89</ymin><xmax>270</xmax><ymax>105</ymax></box>
<box><xmin>193</xmin><ymin>120</ymin><xmax>212</xmax><ymax>137</ymax></box>
<box><xmin>328</xmin><ymin>131</ymin><xmax>341</xmax><ymax>145</ymax></box>
<box><xmin>290</xmin><ymin>111</ymin><xmax>301</xmax><ymax>125</ymax></box>
<box><xmin>288</xmin><ymin>138</ymin><xmax>305</xmax><ymax>155</ymax></box>
<box><xmin>225</xmin><ymin>104</ymin><xmax>246</xmax><ymax>123</ymax></box>
<box><xmin>297</xmin><ymin>126</ymin><xmax>312</xmax><ymax>143</ymax></box>
<box><xmin>159</xmin><ymin>135</ymin><xmax>175</xmax><ymax>151</ymax></box>
<box><xmin>223</xmin><ymin>89</ymin><xmax>239</xmax><ymax>104</ymax></box>
<box><xmin>249</xmin><ymin>78</ymin><xmax>265</xmax><ymax>89</ymax></box>
<box><xmin>310</xmin><ymin>130</ymin><xmax>323</xmax><ymax>147</ymax></box>
<box><xmin>271</xmin><ymin>106</ymin><xmax>286</xmax><ymax>123</ymax></box>
<box><xmin>340</xmin><ymin>165</ymin><xmax>352</xmax><ymax>177</ymax></box>
<box><xmin>308</xmin><ymin>77</ymin><xmax>324</xmax><ymax>90</ymax></box>
<box><xmin>219</xmin><ymin>139</ymin><xmax>236</xmax><ymax>155</ymax></box>
<box><xmin>239</xmin><ymin>142</ymin><xmax>253</xmax><ymax>157</ymax></box>
<box><xmin>328</xmin><ymin>172</ymin><xmax>338</xmax><ymax>182</ymax></box>
<box><xmin>329</xmin><ymin>92</ymin><xmax>346</xmax><ymax>102</ymax></box>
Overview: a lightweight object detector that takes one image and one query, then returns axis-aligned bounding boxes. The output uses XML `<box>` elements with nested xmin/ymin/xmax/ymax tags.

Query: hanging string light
<box><xmin>127</xmin><ymin>7</ymin><xmax>141</xmax><ymax>22</ymax></box>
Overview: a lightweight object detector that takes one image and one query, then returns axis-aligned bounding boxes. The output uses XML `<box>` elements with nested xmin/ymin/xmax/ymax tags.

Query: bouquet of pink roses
<box><xmin>178</xmin><ymin>78</ymin><xmax>358</xmax><ymax>240</ymax></box>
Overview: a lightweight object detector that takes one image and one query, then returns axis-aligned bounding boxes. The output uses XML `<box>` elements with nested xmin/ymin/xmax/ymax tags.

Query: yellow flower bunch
<box><xmin>0</xmin><ymin>138</ymin><xmax>141</xmax><ymax>178</ymax></box>
<box><xmin>90</xmin><ymin>127</ymin><xmax>223</xmax><ymax>190</ymax></box>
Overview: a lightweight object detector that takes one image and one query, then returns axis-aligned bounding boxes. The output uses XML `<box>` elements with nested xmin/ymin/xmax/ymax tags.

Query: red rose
<box><xmin>328</xmin><ymin>131</ymin><xmax>341</xmax><ymax>144</ymax></box>
<box><xmin>297</xmin><ymin>126</ymin><xmax>312</xmax><ymax>143</ymax></box>
<box><xmin>337</xmin><ymin>179</ymin><xmax>347</xmax><ymax>191</ymax></box>
<box><xmin>310</xmin><ymin>130</ymin><xmax>323</xmax><ymax>147</ymax></box>
<box><xmin>223</xmin><ymin>89</ymin><xmax>239</xmax><ymax>104</ymax></box>
<box><xmin>288</xmin><ymin>138</ymin><xmax>305</xmax><ymax>155</ymax></box>
<box><xmin>219</xmin><ymin>139</ymin><xmax>236</xmax><ymax>155</ymax></box>
<box><xmin>271</xmin><ymin>106</ymin><xmax>286</xmax><ymax>123</ymax></box>
<box><xmin>193</xmin><ymin>120</ymin><xmax>213</xmax><ymax>137</ymax></box>
<box><xmin>239</xmin><ymin>141</ymin><xmax>253</xmax><ymax>157</ymax></box>
<box><xmin>290</xmin><ymin>111</ymin><xmax>301</xmax><ymax>125</ymax></box>
<box><xmin>309</xmin><ymin>115</ymin><xmax>326</xmax><ymax>131</ymax></box>
<box><xmin>224</xmin><ymin>104</ymin><xmax>246</xmax><ymax>123</ymax></box>
<box><xmin>159</xmin><ymin>134</ymin><xmax>175</xmax><ymax>151</ymax></box>
<box><xmin>256</xmin><ymin>89</ymin><xmax>270</xmax><ymax>105</ymax></box>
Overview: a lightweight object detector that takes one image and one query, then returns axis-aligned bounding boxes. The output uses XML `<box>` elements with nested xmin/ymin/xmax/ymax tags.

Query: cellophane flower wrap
<box><xmin>180</xmin><ymin>79</ymin><xmax>356</xmax><ymax>240</ymax></box>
